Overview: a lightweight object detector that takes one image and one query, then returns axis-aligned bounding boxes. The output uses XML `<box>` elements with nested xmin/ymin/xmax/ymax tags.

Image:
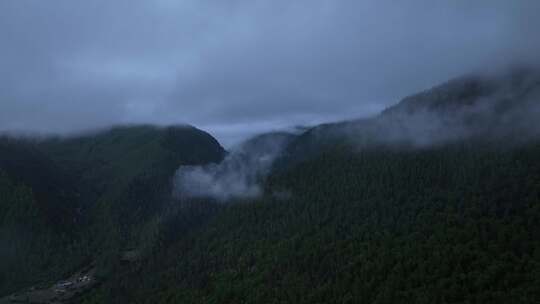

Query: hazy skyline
<box><xmin>1</xmin><ymin>0</ymin><xmax>539</xmax><ymax>146</ymax></box>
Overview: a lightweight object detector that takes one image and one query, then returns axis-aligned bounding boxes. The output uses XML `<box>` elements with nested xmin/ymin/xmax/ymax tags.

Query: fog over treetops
<box><xmin>174</xmin><ymin>66</ymin><xmax>540</xmax><ymax>201</ymax></box>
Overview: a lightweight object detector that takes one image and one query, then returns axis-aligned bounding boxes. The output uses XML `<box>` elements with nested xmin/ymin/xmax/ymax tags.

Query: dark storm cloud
<box><xmin>1</xmin><ymin>0</ymin><xmax>539</xmax><ymax>146</ymax></box>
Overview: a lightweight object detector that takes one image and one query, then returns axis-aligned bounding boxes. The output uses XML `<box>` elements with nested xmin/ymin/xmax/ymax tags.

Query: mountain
<box><xmin>0</xmin><ymin>137</ymin><xmax>80</xmax><ymax>231</ymax></box>
<box><xmin>38</xmin><ymin>125</ymin><xmax>225</xmax><ymax>232</ymax></box>
<box><xmin>383</xmin><ymin>67</ymin><xmax>540</xmax><ymax>115</ymax></box>
<box><xmin>3</xmin><ymin>67</ymin><xmax>540</xmax><ymax>303</ymax></box>
<box><xmin>282</xmin><ymin>67</ymin><xmax>540</xmax><ymax>166</ymax></box>
<box><xmin>0</xmin><ymin>125</ymin><xmax>225</xmax><ymax>296</ymax></box>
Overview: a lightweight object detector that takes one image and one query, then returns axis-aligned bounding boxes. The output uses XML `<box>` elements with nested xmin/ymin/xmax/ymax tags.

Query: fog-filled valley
<box><xmin>1</xmin><ymin>66</ymin><xmax>540</xmax><ymax>303</ymax></box>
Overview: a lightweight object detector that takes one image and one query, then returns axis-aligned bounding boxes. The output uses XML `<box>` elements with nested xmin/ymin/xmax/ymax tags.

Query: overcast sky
<box><xmin>1</xmin><ymin>0</ymin><xmax>539</xmax><ymax>146</ymax></box>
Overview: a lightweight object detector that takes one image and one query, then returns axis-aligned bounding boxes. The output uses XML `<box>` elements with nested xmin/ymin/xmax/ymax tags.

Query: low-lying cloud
<box><xmin>310</xmin><ymin>67</ymin><xmax>540</xmax><ymax>150</ymax></box>
<box><xmin>2</xmin><ymin>1</ymin><xmax>540</xmax><ymax>145</ymax></box>
<box><xmin>173</xmin><ymin>132</ymin><xmax>294</xmax><ymax>202</ymax></box>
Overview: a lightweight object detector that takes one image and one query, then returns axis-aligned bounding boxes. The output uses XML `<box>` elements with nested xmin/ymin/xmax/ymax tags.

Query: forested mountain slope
<box><xmin>76</xmin><ymin>68</ymin><xmax>540</xmax><ymax>303</ymax></box>
<box><xmin>282</xmin><ymin>67</ymin><xmax>540</xmax><ymax>165</ymax></box>
<box><xmin>0</xmin><ymin>125</ymin><xmax>225</xmax><ymax>296</ymax></box>
<box><xmin>88</xmin><ymin>141</ymin><xmax>540</xmax><ymax>304</ymax></box>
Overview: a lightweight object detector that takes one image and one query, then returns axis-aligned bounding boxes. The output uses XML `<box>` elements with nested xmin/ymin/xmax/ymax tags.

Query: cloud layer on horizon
<box><xmin>1</xmin><ymin>0</ymin><xmax>539</xmax><ymax>146</ymax></box>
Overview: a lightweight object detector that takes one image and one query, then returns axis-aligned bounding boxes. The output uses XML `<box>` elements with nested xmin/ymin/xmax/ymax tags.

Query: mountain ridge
<box><xmin>0</xmin><ymin>124</ymin><xmax>226</xmax><ymax>296</ymax></box>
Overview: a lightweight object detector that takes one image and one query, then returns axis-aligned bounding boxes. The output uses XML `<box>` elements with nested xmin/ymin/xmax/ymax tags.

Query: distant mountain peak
<box><xmin>383</xmin><ymin>66</ymin><xmax>540</xmax><ymax>116</ymax></box>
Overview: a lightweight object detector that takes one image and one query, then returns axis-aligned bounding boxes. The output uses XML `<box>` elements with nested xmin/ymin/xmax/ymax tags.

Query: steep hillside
<box><xmin>0</xmin><ymin>138</ymin><xmax>87</xmax><ymax>295</ymax></box>
<box><xmin>38</xmin><ymin>125</ymin><xmax>225</xmax><ymax>235</ymax></box>
<box><xmin>282</xmin><ymin>67</ymin><xmax>540</xmax><ymax>165</ymax></box>
<box><xmin>0</xmin><ymin>125</ymin><xmax>225</xmax><ymax>296</ymax></box>
<box><xmin>383</xmin><ymin>67</ymin><xmax>540</xmax><ymax>115</ymax></box>
<box><xmin>98</xmin><ymin>142</ymin><xmax>540</xmax><ymax>304</ymax></box>
<box><xmin>40</xmin><ymin>125</ymin><xmax>225</xmax><ymax>198</ymax></box>
<box><xmin>0</xmin><ymin>137</ymin><xmax>80</xmax><ymax>230</ymax></box>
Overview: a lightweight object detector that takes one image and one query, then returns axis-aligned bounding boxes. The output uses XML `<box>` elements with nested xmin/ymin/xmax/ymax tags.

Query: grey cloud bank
<box><xmin>1</xmin><ymin>0</ymin><xmax>540</xmax><ymax>146</ymax></box>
